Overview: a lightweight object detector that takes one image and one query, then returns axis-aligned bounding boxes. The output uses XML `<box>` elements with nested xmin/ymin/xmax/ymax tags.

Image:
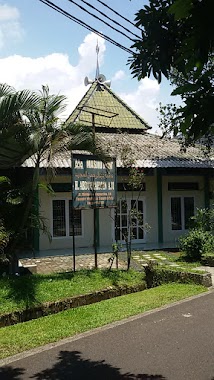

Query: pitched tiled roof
<box><xmin>98</xmin><ymin>133</ymin><xmax>214</xmax><ymax>168</ymax></box>
<box><xmin>22</xmin><ymin>132</ymin><xmax>214</xmax><ymax>169</ymax></box>
<box><xmin>67</xmin><ymin>82</ymin><xmax>150</xmax><ymax>131</ymax></box>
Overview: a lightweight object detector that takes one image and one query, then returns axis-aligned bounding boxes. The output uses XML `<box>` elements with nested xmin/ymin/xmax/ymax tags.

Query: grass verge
<box><xmin>0</xmin><ymin>283</ymin><xmax>207</xmax><ymax>359</ymax></box>
<box><xmin>0</xmin><ymin>269</ymin><xmax>144</xmax><ymax>315</ymax></box>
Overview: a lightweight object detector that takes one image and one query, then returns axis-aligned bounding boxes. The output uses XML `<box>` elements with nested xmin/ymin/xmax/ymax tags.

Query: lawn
<box><xmin>0</xmin><ymin>283</ymin><xmax>207</xmax><ymax>359</ymax></box>
<box><xmin>0</xmin><ymin>269</ymin><xmax>145</xmax><ymax>315</ymax></box>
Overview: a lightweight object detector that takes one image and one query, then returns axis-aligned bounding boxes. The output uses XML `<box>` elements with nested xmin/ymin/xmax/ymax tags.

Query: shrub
<box><xmin>0</xmin><ymin>222</ymin><xmax>9</xmax><ymax>255</ymax></box>
<box><xmin>0</xmin><ymin>222</ymin><xmax>10</xmax><ymax>273</ymax></box>
<box><xmin>191</xmin><ymin>207</ymin><xmax>214</xmax><ymax>233</ymax></box>
<box><xmin>179</xmin><ymin>228</ymin><xmax>214</xmax><ymax>262</ymax></box>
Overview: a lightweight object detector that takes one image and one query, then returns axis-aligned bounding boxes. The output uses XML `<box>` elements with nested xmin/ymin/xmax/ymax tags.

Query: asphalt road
<box><xmin>0</xmin><ymin>290</ymin><xmax>214</xmax><ymax>380</ymax></box>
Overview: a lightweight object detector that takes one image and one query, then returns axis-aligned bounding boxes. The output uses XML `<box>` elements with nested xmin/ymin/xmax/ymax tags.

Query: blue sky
<box><xmin>0</xmin><ymin>0</ymin><xmax>178</xmax><ymax>132</ymax></box>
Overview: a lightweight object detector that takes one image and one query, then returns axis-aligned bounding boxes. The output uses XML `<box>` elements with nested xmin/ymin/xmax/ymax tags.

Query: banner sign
<box><xmin>72</xmin><ymin>154</ymin><xmax>116</xmax><ymax>209</ymax></box>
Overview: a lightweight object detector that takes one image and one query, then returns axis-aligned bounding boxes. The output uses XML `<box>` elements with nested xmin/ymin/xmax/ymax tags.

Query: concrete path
<box><xmin>19</xmin><ymin>253</ymin><xmax>126</xmax><ymax>274</ymax></box>
<box><xmin>19</xmin><ymin>252</ymin><xmax>214</xmax><ymax>287</ymax></box>
<box><xmin>1</xmin><ymin>290</ymin><xmax>214</xmax><ymax>379</ymax></box>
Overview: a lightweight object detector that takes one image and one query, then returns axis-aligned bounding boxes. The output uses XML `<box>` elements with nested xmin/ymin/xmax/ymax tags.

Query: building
<box><xmin>23</xmin><ymin>76</ymin><xmax>214</xmax><ymax>254</ymax></box>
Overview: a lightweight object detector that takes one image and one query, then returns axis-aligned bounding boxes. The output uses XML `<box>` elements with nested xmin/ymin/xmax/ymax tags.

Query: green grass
<box><xmin>132</xmin><ymin>250</ymin><xmax>205</xmax><ymax>272</ymax></box>
<box><xmin>0</xmin><ymin>269</ymin><xmax>145</xmax><ymax>315</ymax></box>
<box><xmin>0</xmin><ymin>283</ymin><xmax>207</xmax><ymax>359</ymax></box>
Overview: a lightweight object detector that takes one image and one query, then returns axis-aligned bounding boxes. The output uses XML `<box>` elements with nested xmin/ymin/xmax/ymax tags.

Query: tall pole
<box><xmin>92</xmin><ymin>113</ymin><xmax>98</xmax><ymax>268</ymax></box>
<box><xmin>71</xmin><ymin>154</ymin><xmax>76</xmax><ymax>272</ymax></box>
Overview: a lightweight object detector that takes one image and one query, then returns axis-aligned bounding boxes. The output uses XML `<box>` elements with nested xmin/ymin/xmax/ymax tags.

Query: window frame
<box><xmin>116</xmin><ymin>196</ymin><xmax>146</xmax><ymax>243</ymax></box>
<box><xmin>170</xmin><ymin>195</ymin><xmax>195</xmax><ymax>232</ymax></box>
<box><xmin>52</xmin><ymin>197</ymin><xmax>83</xmax><ymax>239</ymax></box>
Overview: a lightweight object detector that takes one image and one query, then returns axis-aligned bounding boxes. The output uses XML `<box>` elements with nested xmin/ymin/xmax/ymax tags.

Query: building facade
<box><xmin>23</xmin><ymin>79</ymin><xmax>214</xmax><ymax>253</ymax></box>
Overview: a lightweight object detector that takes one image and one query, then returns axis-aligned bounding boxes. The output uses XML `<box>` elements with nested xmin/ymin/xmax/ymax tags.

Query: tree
<box><xmin>108</xmin><ymin>141</ymin><xmax>150</xmax><ymax>271</ymax></box>
<box><xmin>129</xmin><ymin>0</ymin><xmax>214</xmax><ymax>145</ymax></box>
<box><xmin>0</xmin><ymin>84</ymin><xmax>40</xmax><ymax>168</ymax></box>
<box><xmin>0</xmin><ymin>84</ymin><xmax>98</xmax><ymax>272</ymax></box>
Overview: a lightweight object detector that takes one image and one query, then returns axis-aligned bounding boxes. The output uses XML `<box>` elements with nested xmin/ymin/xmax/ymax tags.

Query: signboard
<box><xmin>72</xmin><ymin>154</ymin><xmax>116</xmax><ymax>209</ymax></box>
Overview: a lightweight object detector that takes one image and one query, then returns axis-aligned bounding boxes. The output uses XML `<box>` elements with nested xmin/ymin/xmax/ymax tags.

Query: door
<box><xmin>116</xmin><ymin>198</ymin><xmax>145</xmax><ymax>243</ymax></box>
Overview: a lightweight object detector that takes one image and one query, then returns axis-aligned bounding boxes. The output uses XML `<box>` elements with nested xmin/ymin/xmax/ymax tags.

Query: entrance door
<box><xmin>116</xmin><ymin>198</ymin><xmax>145</xmax><ymax>243</ymax></box>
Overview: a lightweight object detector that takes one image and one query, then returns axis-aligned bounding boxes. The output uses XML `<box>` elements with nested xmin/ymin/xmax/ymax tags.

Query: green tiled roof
<box><xmin>67</xmin><ymin>82</ymin><xmax>150</xmax><ymax>131</ymax></box>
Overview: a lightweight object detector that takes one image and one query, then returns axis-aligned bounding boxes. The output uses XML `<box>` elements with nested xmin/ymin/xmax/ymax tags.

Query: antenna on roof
<box><xmin>84</xmin><ymin>41</ymin><xmax>111</xmax><ymax>87</ymax></box>
<box><xmin>95</xmin><ymin>40</ymin><xmax>100</xmax><ymax>80</ymax></box>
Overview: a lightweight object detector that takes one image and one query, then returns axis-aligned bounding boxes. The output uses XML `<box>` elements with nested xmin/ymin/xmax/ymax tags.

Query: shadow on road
<box><xmin>30</xmin><ymin>350</ymin><xmax>166</xmax><ymax>379</ymax></box>
<box><xmin>0</xmin><ymin>365</ymin><xmax>25</xmax><ymax>379</ymax></box>
<box><xmin>0</xmin><ymin>350</ymin><xmax>167</xmax><ymax>379</ymax></box>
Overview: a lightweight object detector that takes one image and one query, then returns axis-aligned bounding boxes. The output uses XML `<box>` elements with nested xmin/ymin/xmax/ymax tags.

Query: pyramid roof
<box><xmin>67</xmin><ymin>81</ymin><xmax>150</xmax><ymax>132</ymax></box>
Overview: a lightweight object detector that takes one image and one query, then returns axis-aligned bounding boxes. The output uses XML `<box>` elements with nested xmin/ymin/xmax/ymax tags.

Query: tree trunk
<box><xmin>7</xmin><ymin>163</ymin><xmax>39</xmax><ymax>273</ymax></box>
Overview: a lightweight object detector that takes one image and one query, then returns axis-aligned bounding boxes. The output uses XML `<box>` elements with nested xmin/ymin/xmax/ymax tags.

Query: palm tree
<box><xmin>0</xmin><ymin>84</ymin><xmax>40</xmax><ymax>169</ymax></box>
<box><xmin>0</xmin><ymin>84</ymin><xmax>100</xmax><ymax>272</ymax></box>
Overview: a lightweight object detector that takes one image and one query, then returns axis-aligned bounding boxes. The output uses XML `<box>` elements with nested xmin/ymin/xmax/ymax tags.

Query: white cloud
<box><xmin>0</xmin><ymin>4</ymin><xmax>23</xmax><ymax>49</ymax></box>
<box><xmin>0</xmin><ymin>4</ymin><xmax>19</xmax><ymax>21</ymax></box>
<box><xmin>112</xmin><ymin>70</ymin><xmax>126</xmax><ymax>81</ymax></box>
<box><xmin>0</xmin><ymin>31</ymin><xmax>161</xmax><ymax>131</ymax></box>
<box><xmin>0</xmin><ymin>33</ymin><xmax>106</xmax><ymax>118</ymax></box>
<box><xmin>118</xmin><ymin>77</ymin><xmax>160</xmax><ymax>132</ymax></box>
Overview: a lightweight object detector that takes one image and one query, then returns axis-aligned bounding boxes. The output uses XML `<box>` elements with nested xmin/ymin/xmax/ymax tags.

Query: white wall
<box><xmin>38</xmin><ymin>173</ymin><xmax>208</xmax><ymax>251</ymax></box>
<box><xmin>99</xmin><ymin>208</ymin><xmax>114</xmax><ymax>247</ymax></box>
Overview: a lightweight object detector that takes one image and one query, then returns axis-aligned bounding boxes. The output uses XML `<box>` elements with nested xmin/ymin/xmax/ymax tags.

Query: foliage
<box><xmin>191</xmin><ymin>207</ymin><xmax>214</xmax><ymax>233</ymax></box>
<box><xmin>201</xmin><ymin>253</ymin><xmax>214</xmax><ymax>267</ymax></box>
<box><xmin>0</xmin><ymin>84</ymin><xmax>40</xmax><ymax>169</ymax></box>
<box><xmin>179</xmin><ymin>228</ymin><xmax>214</xmax><ymax>261</ymax></box>
<box><xmin>129</xmin><ymin>0</ymin><xmax>214</xmax><ymax>145</ymax></box>
<box><xmin>179</xmin><ymin>207</ymin><xmax>214</xmax><ymax>262</ymax></box>
<box><xmin>158</xmin><ymin>60</ymin><xmax>214</xmax><ymax>147</ymax></box>
<box><xmin>0</xmin><ymin>221</ymin><xmax>9</xmax><ymax>256</ymax></box>
<box><xmin>0</xmin><ymin>84</ymin><xmax>99</xmax><ymax>270</ymax></box>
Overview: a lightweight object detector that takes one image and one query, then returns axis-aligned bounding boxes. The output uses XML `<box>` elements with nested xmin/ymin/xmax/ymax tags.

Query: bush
<box><xmin>192</xmin><ymin>207</ymin><xmax>214</xmax><ymax>233</ymax></box>
<box><xmin>179</xmin><ymin>228</ymin><xmax>214</xmax><ymax>262</ymax></box>
<box><xmin>0</xmin><ymin>222</ymin><xmax>10</xmax><ymax>274</ymax></box>
<box><xmin>0</xmin><ymin>222</ymin><xmax>9</xmax><ymax>255</ymax></box>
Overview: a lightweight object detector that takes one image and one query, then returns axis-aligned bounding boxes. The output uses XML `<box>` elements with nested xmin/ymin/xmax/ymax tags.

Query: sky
<box><xmin>0</xmin><ymin>0</ymin><xmax>178</xmax><ymax>133</ymax></box>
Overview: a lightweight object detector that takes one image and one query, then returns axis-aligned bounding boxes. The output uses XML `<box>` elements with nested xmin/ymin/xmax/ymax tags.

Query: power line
<box><xmin>38</xmin><ymin>0</ymin><xmax>133</xmax><ymax>54</ymax></box>
<box><xmin>95</xmin><ymin>0</ymin><xmax>142</xmax><ymax>32</ymax></box>
<box><xmin>78</xmin><ymin>0</ymin><xmax>140</xmax><ymax>39</ymax></box>
<box><xmin>65</xmin><ymin>0</ymin><xmax>134</xmax><ymax>42</ymax></box>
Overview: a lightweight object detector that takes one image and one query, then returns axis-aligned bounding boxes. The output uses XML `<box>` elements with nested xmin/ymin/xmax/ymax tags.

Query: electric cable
<box><xmin>78</xmin><ymin>0</ymin><xmax>140</xmax><ymax>39</ymax></box>
<box><xmin>65</xmin><ymin>0</ymin><xmax>134</xmax><ymax>42</ymax></box>
<box><xmin>38</xmin><ymin>0</ymin><xmax>133</xmax><ymax>54</ymax></box>
<box><xmin>95</xmin><ymin>0</ymin><xmax>142</xmax><ymax>32</ymax></box>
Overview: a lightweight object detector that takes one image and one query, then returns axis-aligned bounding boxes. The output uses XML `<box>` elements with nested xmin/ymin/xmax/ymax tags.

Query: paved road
<box><xmin>1</xmin><ymin>291</ymin><xmax>214</xmax><ymax>380</ymax></box>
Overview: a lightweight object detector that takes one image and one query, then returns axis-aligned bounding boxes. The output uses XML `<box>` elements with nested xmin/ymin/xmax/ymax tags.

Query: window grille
<box><xmin>69</xmin><ymin>201</ymin><xmax>82</xmax><ymax>236</ymax></box>
<box><xmin>53</xmin><ymin>200</ymin><xmax>66</xmax><ymax>237</ymax></box>
<box><xmin>52</xmin><ymin>199</ymin><xmax>82</xmax><ymax>237</ymax></box>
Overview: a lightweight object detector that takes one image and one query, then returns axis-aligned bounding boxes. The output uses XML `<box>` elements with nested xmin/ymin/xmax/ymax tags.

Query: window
<box><xmin>171</xmin><ymin>197</ymin><xmax>194</xmax><ymax>231</ymax></box>
<box><xmin>116</xmin><ymin>198</ymin><xmax>144</xmax><ymax>241</ymax></box>
<box><xmin>168</xmin><ymin>182</ymin><xmax>198</xmax><ymax>191</ymax></box>
<box><xmin>69</xmin><ymin>201</ymin><xmax>82</xmax><ymax>236</ymax></box>
<box><xmin>52</xmin><ymin>199</ymin><xmax>82</xmax><ymax>237</ymax></box>
<box><xmin>53</xmin><ymin>200</ymin><xmax>66</xmax><ymax>237</ymax></box>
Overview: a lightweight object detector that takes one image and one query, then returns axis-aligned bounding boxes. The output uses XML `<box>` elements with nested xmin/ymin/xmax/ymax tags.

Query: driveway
<box><xmin>1</xmin><ymin>290</ymin><xmax>214</xmax><ymax>380</ymax></box>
